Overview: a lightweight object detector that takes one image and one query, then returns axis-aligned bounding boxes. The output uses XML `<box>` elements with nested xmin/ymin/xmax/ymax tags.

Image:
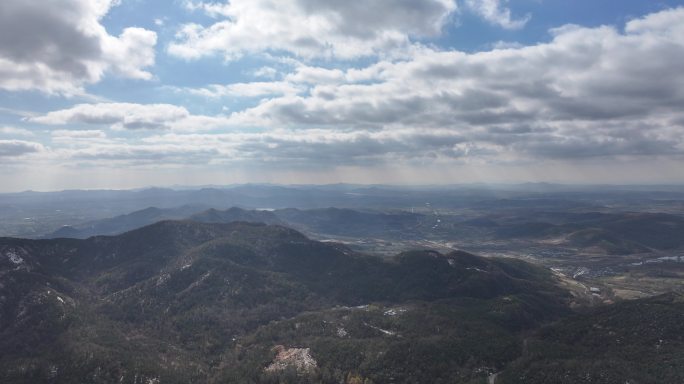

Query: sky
<box><xmin>1</xmin><ymin>0</ymin><xmax>684</xmax><ymax>191</ymax></box>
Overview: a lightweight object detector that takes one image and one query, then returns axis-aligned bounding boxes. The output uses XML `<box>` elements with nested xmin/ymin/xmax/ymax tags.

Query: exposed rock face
<box><xmin>265</xmin><ymin>345</ymin><xmax>317</xmax><ymax>374</ymax></box>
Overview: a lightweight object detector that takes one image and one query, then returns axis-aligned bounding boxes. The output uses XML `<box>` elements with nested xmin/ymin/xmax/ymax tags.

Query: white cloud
<box><xmin>64</xmin><ymin>141</ymin><xmax>222</xmax><ymax>165</ymax></box>
<box><xmin>0</xmin><ymin>0</ymin><xmax>157</xmax><ymax>95</ymax></box>
<box><xmin>465</xmin><ymin>0</ymin><xmax>530</xmax><ymax>30</ymax></box>
<box><xmin>185</xmin><ymin>81</ymin><xmax>305</xmax><ymax>98</ymax></box>
<box><xmin>0</xmin><ymin>126</ymin><xmax>35</xmax><ymax>137</ymax></box>
<box><xmin>52</xmin><ymin>128</ymin><xmax>474</xmax><ymax>166</ymax></box>
<box><xmin>285</xmin><ymin>66</ymin><xmax>347</xmax><ymax>84</ymax></box>
<box><xmin>490</xmin><ymin>40</ymin><xmax>524</xmax><ymax>50</ymax></box>
<box><xmin>170</xmin><ymin>0</ymin><xmax>457</xmax><ymax>60</ymax></box>
<box><xmin>30</xmin><ymin>103</ymin><xmax>228</xmax><ymax>131</ymax></box>
<box><xmin>24</xmin><ymin>7</ymin><xmax>684</xmax><ymax>172</ymax></box>
<box><xmin>31</xmin><ymin>103</ymin><xmax>186</xmax><ymax>130</ymax></box>
<box><xmin>0</xmin><ymin>140</ymin><xmax>45</xmax><ymax>157</ymax></box>
<box><xmin>102</xmin><ymin>27</ymin><xmax>158</xmax><ymax>80</ymax></box>
<box><xmin>214</xmin><ymin>7</ymin><xmax>684</xmax><ymax>161</ymax></box>
<box><xmin>252</xmin><ymin>66</ymin><xmax>279</xmax><ymax>79</ymax></box>
<box><xmin>52</xmin><ymin>129</ymin><xmax>107</xmax><ymax>139</ymax></box>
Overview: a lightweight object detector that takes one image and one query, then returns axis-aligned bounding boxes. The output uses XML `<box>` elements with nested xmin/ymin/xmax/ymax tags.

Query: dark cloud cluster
<box><xmin>0</xmin><ymin>0</ymin><xmax>156</xmax><ymax>94</ymax></box>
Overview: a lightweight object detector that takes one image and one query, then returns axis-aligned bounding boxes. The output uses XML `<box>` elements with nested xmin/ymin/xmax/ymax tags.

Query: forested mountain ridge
<box><xmin>0</xmin><ymin>220</ymin><xmax>566</xmax><ymax>383</ymax></box>
<box><xmin>1</xmin><ymin>220</ymin><xmax>681</xmax><ymax>383</ymax></box>
<box><xmin>45</xmin><ymin>206</ymin><xmax>684</xmax><ymax>256</ymax></box>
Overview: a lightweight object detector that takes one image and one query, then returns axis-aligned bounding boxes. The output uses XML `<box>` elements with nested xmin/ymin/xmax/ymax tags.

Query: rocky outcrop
<box><xmin>265</xmin><ymin>345</ymin><xmax>317</xmax><ymax>374</ymax></box>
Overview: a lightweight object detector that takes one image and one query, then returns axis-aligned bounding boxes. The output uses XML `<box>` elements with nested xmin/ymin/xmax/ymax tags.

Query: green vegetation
<box><xmin>499</xmin><ymin>293</ymin><xmax>684</xmax><ymax>383</ymax></box>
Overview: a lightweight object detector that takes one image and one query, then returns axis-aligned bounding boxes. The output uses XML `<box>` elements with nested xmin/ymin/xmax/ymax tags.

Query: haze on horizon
<box><xmin>1</xmin><ymin>0</ymin><xmax>684</xmax><ymax>192</ymax></box>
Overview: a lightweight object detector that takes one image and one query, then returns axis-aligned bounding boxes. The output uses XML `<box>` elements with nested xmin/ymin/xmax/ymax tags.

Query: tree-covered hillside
<box><xmin>0</xmin><ymin>221</ymin><xmax>567</xmax><ymax>383</ymax></box>
<box><xmin>1</xmin><ymin>220</ymin><xmax>682</xmax><ymax>383</ymax></box>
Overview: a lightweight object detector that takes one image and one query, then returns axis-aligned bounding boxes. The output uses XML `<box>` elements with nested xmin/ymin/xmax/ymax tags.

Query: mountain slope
<box><xmin>499</xmin><ymin>293</ymin><xmax>684</xmax><ymax>384</ymax></box>
<box><xmin>189</xmin><ymin>207</ymin><xmax>283</xmax><ymax>225</ymax></box>
<box><xmin>0</xmin><ymin>221</ymin><xmax>568</xmax><ymax>383</ymax></box>
<box><xmin>46</xmin><ymin>205</ymin><xmax>207</xmax><ymax>239</ymax></box>
<box><xmin>44</xmin><ymin>206</ymin><xmax>425</xmax><ymax>240</ymax></box>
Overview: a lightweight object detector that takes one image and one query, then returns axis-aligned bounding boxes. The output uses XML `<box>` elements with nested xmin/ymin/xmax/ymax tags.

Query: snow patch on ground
<box><xmin>156</xmin><ymin>273</ymin><xmax>171</xmax><ymax>286</ymax></box>
<box><xmin>384</xmin><ymin>308</ymin><xmax>407</xmax><ymax>316</ymax></box>
<box><xmin>48</xmin><ymin>365</ymin><xmax>58</xmax><ymax>379</ymax></box>
<box><xmin>336</xmin><ymin>327</ymin><xmax>348</xmax><ymax>337</ymax></box>
<box><xmin>573</xmin><ymin>267</ymin><xmax>590</xmax><ymax>279</ymax></box>
<box><xmin>364</xmin><ymin>322</ymin><xmax>397</xmax><ymax>336</ymax></box>
<box><xmin>180</xmin><ymin>271</ymin><xmax>212</xmax><ymax>294</ymax></box>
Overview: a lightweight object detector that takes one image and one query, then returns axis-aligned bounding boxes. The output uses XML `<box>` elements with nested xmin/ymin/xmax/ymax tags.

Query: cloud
<box><xmin>185</xmin><ymin>81</ymin><xmax>304</xmax><ymax>98</ymax></box>
<box><xmin>102</xmin><ymin>27</ymin><xmax>158</xmax><ymax>81</ymax></box>
<box><xmin>285</xmin><ymin>66</ymin><xmax>347</xmax><ymax>84</ymax></box>
<box><xmin>0</xmin><ymin>0</ymin><xmax>157</xmax><ymax>95</ymax></box>
<box><xmin>0</xmin><ymin>140</ymin><xmax>45</xmax><ymax>157</ymax></box>
<box><xmin>29</xmin><ymin>103</ymin><xmax>228</xmax><ymax>131</ymax></box>
<box><xmin>19</xmin><ymin>128</ymin><xmax>472</xmax><ymax>168</ymax></box>
<box><xmin>252</xmin><ymin>66</ymin><xmax>279</xmax><ymax>79</ymax></box>
<box><xmin>51</xmin><ymin>130</ymin><xmax>107</xmax><ymax>140</ymax></box>
<box><xmin>86</xmin><ymin>129</ymin><xmax>476</xmax><ymax>167</ymax></box>
<box><xmin>0</xmin><ymin>126</ymin><xmax>35</xmax><ymax>137</ymax></box>
<box><xmin>25</xmin><ymin>7</ymin><xmax>684</xmax><ymax>170</ymax></box>
<box><xmin>465</xmin><ymin>0</ymin><xmax>530</xmax><ymax>30</ymax></box>
<box><xmin>218</xmin><ymin>8</ymin><xmax>684</xmax><ymax>161</ymax></box>
<box><xmin>170</xmin><ymin>0</ymin><xmax>457</xmax><ymax>60</ymax></box>
<box><xmin>67</xmin><ymin>143</ymin><xmax>221</xmax><ymax>164</ymax></box>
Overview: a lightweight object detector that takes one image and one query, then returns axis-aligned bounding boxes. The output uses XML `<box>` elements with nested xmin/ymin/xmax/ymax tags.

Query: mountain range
<box><xmin>46</xmin><ymin>206</ymin><xmax>684</xmax><ymax>255</ymax></box>
<box><xmin>2</xmin><ymin>220</ymin><xmax>682</xmax><ymax>383</ymax></box>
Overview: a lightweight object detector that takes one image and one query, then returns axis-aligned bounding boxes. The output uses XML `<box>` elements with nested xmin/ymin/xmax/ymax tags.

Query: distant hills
<box><xmin>189</xmin><ymin>207</ymin><xmax>283</xmax><ymax>225</ymax></box>
<box><xmin>48</xmin><ymin>205</ymin><xmax>205</xmax><ymax>239</ymax></box>
<box><xmin>44</xmin><ymin>206</ymin><xmax>425</xmax><ymax>240</ymax></box>
<box><xmin>5</xmin><ymin>183</ymin><xmax>684</xmax><ymax>239</ymax></box>
<box><xmin>45</xmin><ymin>206</ymin><xmax>684</xmax><ymax>255</ymax></box>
